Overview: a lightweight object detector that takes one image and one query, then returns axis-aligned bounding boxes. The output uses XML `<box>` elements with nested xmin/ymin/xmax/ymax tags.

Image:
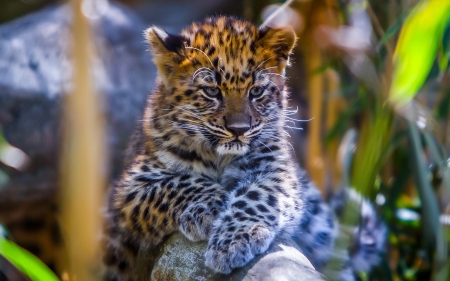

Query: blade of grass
<box><xmin>424</xmin><ymin>133</ymin><xmax>450</xmax><ymax>194</ymax></box>
<box><xmin>379</xmin><ymin>255</ymin><xmax>394</xmax><ymax>281</ymax></box>
<box><xmin>325</xmin><ymin>97</ymin><xmax>365</xmax><ymax>145</ymax></box>
<box><xmin>324</xmin><ymin>128</ymin><xmax>361</xmax><ymax>280</ymax></box>
<box><xmin>337</xmin><ymin>129</ymin><xmax>358</xmax><ymax>187</ymax></box>
<box><xmin>322</xmin><ymin>196</ymin><xmax>361</xmax><ymax>280</ymax></box>
<box><xmin>0</xmin><ymin>169</ymin><xmax>8</xmax><ymax>188</ymax></box>
<box><xmin>435</xmin><ymin>89</ymin><xmax>450</xmax><ymax>121</ymax></box>
<box><xmin>407</xmin><ymin>122</ymin><xmax>446</xmax><ymax>281</ymax></box>
<box><xmin>379</xmin><ymin>13</ymin><xmax>407</xmax><ymax>44</ymax></box>
<box><xmin>374</xmin><ymin>129</ymin><xmax>408</xmax><ymax>176</ymax></box>
<box><xmin>384</xmin><ymin>160</ymin><xmax>410</xmax><ymax>215</ymax></box>
<box><xmin>0</xmin><ymin>233</ymin><xmax>60</xmax><ymax>281</ymax></box>
<box><xmin>424</xmin><ymin>132</ymin><xmax>450</xmax><ymax>281</ymax></box>
<box><xmin>351</xmin><ymin>106</ymin><xmax>392</xmax><ymax>198</ymax></box>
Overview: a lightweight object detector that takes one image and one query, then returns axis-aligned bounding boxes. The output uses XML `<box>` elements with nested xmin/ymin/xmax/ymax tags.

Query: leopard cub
<box><xmin>103</xmin><ymin>16</ymin><xmax>304</xmax><ymax>280</ymax></box>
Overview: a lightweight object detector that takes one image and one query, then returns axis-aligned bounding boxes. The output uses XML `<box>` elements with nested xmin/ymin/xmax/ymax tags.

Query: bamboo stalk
<box><xmin>298</xmin><ymin>0</ymin><xmax>341</xmax><ymax>192</ymax></box>
<box><xmin>59</xmin><ymin>0</ymin><xmax>105</xmax><ymax>280</ymax></box>
<box><xmin>325</xmin><ymin>69</ymin><xmax>343</xmax><ymax>190</ymax></box>
<box><xmin>305</xmin><ymin>45</ymin><xmax>325</xmax><ymax>190</ymax></box>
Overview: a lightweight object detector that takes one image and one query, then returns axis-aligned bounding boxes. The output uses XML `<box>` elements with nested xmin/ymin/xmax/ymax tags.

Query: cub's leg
<box><xmin>205</xmin><ymin>152</ymin><xmax>303</xmax><ymax>273</ymax></box>
<box><xmin>103</xmin><ymin>170</ymin><xmax>228</xmax><ymax>280</ymax></box>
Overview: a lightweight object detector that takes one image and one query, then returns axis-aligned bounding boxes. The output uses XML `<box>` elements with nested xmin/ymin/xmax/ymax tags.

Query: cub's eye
<box><xmin>249</xmin><ymin>86</ymin><xmax>265</xmax><ymax>98</ymax></box>
<box><xmin>202</xmin><ymin>87</ymin><xmax>221</xmax><ymax>97</ymax></box>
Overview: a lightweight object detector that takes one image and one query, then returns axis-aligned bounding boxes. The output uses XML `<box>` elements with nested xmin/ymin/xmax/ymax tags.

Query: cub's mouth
<box><xmin>216</xmin><ymin>140</ymin><xmax>250</xmax><ymax>155</ymax></box>
<box><xmin>226</xmin><ymin>136</ymin><xmax>250</xmax><ymax>145</ymax></box>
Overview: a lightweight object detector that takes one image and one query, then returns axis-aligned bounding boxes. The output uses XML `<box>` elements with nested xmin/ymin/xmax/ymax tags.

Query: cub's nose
<box><xmin>226</xmin><ymin>123</ymin><xmax>250</xmax><ymax>136</ymax></box>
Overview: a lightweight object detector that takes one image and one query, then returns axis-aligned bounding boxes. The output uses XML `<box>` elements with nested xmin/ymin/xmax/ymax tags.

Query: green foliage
<box><xmin>0</xmin><ymin>128</ymin><xmax>10</xmax><ymax>188</ymax></box>
<box><xmin>0</xmin><ymin>225</ymin><xmax>60</xmax><ymax>281</ymax></box>
<box><xmin>390</xmin><ymin>1</ymin><xmax>450</xmax><ymax>106</ymax></box>
<box><xmin>324</xmin><ymin>0</ymin><xmax>450</xmax><ymax>280</ymax></box>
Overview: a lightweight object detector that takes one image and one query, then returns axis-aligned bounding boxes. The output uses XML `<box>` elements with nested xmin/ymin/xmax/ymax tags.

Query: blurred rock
<box><xmin>133</xmin><ymin>0</ymin><xmax>242</xmax><ymax>33</ymax></box>
<box><xmin>0</xmin><ymin>2</ymin><xmax>156</xmax><ymax>204</ymax></box>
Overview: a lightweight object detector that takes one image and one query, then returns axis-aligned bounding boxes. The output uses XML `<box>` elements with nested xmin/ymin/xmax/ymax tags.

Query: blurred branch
<box><xmin>366</xmin><ymin>1</ymin><xmax>394</xmax><ymax>56</ymax></box>
<box><xmin>325</xmin><ymin>69</ymin><xmax>345</xmax><ymax>189</ymax></box>
<box><xmin>298</xmin><ymin>0</ymin><xmax>342</xmax><ymax>192</ymax></box>
<box><xmin>59</xmin><ymin>0</ymin><xmax>105</xmax><ymax>280</ymax></box>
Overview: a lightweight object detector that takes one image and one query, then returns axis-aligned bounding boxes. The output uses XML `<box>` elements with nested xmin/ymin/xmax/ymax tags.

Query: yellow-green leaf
<box><xmin>390</xmin><ymin>0</ymin><xmax>450</xmax><ymax>106</ymax></box>
<box><xmin>0</xmin><ymin>232</ymin><xmax>60</xmax><ymax>281</ymax></box>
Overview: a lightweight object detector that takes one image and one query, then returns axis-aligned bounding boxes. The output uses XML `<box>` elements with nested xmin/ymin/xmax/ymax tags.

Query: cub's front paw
<box><xmin>178</xmin><ymin>203</ymin><xmax>218</xmax><ymax>241</ymax></box>
<box><xmin>204</xmin><ymin>224</ymin><xmax>274</xmax><ymax>273</ymax></box>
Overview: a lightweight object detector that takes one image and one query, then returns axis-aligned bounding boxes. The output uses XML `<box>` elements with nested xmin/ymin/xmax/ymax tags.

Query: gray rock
<box><xmin>0</xmin><ymin>2</ymin><xmax>156</xmax><ymax>203</ymax></box>
<box><xmin>136</xmin><ymin>233</ymin><xmax>327</xmax><ymax>281</ymax></box>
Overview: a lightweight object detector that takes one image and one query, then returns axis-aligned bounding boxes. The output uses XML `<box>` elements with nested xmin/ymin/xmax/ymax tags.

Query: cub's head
<box><xmin>146</xmin><ymin>16</ymin><xmax>296</xmax><ymax>155</ymax></box>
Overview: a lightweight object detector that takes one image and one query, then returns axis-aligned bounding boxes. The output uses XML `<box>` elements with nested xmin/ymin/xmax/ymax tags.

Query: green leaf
<box><xmin>336</xmin><ymin>129</ymin><xmax>358</xmax><ymax>187</ymax></box>
<box><xmin>438</xmin><ymin>25</ymin><xmax>450</xmax><ymax>72</ymax></box>
<box><xmin>407</xmin><ymin>123</ymin><xmax>447</xmax><ymax>281</ymax></box>
<box><xmin>389</xmin><ymin>0</ymin><xmax>450</xmax><ymax>106</ymax></box>
<box><xmin>380</xmin><ymin>13</ymin><xmax>407</xmax><ymax>44</ymax></box>
<box><xmin>423</xmin><ymin>133</ymin><xmax>450</xmax><ymax>194</ymax></box>
<box><xmin>0</xmin><ymin>227</ymin><xmax>60</xmax><ymax>281</ymax></box>
<box><xmin>325</xmin><ymin>97</ymin><xmax>363</xmax><ymax>144</ymax></box>
<box><xmin>351</xmin><ymin>106</ymin><xmax>392</xmax><ymax>198</ymax></box>
<box><xmin>384</xmin><ymin>159</ymin><xmax>410</xmax><ymax>212</ymax></box>
<box><xmin>0</xmin><ymin>169</ymin><xmax>9</xmax><ymax>188</ymax></box>
<box><xmin>435</xmin><ymin>89</ymin><xmax>450</xmax><ymax>120</ymax></box>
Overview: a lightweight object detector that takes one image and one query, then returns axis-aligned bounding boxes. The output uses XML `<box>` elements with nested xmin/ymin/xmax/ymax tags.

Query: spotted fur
<box><xmin>103</xmin><ymin>16</ymin><xmax>303</xmax><ymax>280</ymax></box>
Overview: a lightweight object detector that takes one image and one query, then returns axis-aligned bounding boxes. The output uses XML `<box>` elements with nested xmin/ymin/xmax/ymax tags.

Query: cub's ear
<box><xmin>257</xmin><ymin>25</ymin><xmax>296</xmax><ymax>61</ymax></box>
<box><xmin>145</xmin><ymin>26</ymin><xmax>187</xmax><ymax>82</ymax></box>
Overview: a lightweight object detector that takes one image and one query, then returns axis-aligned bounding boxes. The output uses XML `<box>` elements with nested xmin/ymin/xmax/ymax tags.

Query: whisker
<box><xmin>185</xmin><ymin>47</ymin><xmax>215</xmax><ymax>68</ymax></box>
<box><xmin>168</xmin><ymin>121</ymin><xmax>206</xmax><ymax>134</ymax></box>
<box><xmin>285</xmin><ymin>140</ymin><xmax>296</xmax><ymax>156</ymax></box>
<box><xmin>262</xmin><ymin>72</ymin><xmax>286</xmax><ymax>79</ymax></box>
<box><xmin>267</xmin><ymin>80</ymin><xmax>280</xmax><ymax>92</ymax></box>
<box><xmin>193</xmin><ymin>67</ymin><xmax>213</xmax><ymax>77</ymax></box>
<box><xmin>261</xmin><ymin>128</ymin><xmax>291</xmax><ymax>138</ymax></box>
<box><xmin>256</xmin><ymin>140</ymin><xmax>272</xmax><ymax>152</ymax></box>
<box><xmin>217</xmin><ymin>57</ymin><xmax>226</xmax><ymax>75</ymax></box>
<box><xmin>256</xmin><ymin>66</ymin><xmax>278</xmax><ymax>76</ymax></box>
<box><xmin>284</xmin><ymin>107</ymin><xmax>299</xmax><ymax>115</ymax></box>
<box><xmin>254</xmin><ymin>56</ymin><xmax>275</xmax><ymax>72</ymax></box>
<box><xmin>186</xmin><ymin>46</ymin><xmax>225</xmax><ymax>80</ymax></box>
<box><xmin>283</xmin><ymin>126</ymin><xmax>304</xmax><ymax>130</ymax></box>
<box><xmin>177</xmin><ymin>117</ymin><xmax>202</xmax><ymax>124</ymax></box>
<box><xmin>286</xmin><ymin>117</ymin><xmax>314</xmax><ymax>122</ymax></box>
<box><xmin>201</xmin><ymin>75</ymin><xmax>214</xmax><ymax>83</ymax></box>
<box><xmin>139</xmin><ymin>111</ymin><xmax>174</xmax><ymax>122</ymax></box>
<box><xmin>170</xmin><ymin>103</ymin><xmax>205</xmax><ymax>122</ymax></box>
<box><xmin>193</xmin><ymin>70</ymin><xmax>213</xmax><ymax>82</ymax></box>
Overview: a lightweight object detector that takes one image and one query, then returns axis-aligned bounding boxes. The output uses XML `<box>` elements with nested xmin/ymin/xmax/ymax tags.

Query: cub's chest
<box><xmin>158</xmin><ymin>150</ymin><xmax>238</xmax><ymax>181</ymax></box>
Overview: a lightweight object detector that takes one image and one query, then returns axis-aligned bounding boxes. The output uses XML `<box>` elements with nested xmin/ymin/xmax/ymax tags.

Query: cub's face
<box><xmin>146</xmin><ymin>16</ymin><xmax>296</xmax><ymax>155</ymax></box>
